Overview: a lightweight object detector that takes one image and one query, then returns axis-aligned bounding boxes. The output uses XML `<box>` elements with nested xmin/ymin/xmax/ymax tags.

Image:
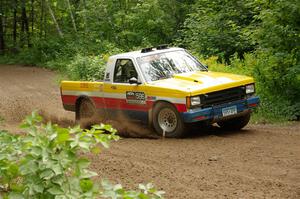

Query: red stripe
<box><xmin>92</xmin><ymin>97</ymin><xmax>152</xmax><ymax>112</ymax></box>
<box><xmin>175</xmin><ymin>104</ymin><xmax>187</xmax><ymax>112</ymax></box>
<box><xmin>91</xmin><ymin>97</ymin><xmax>106</xmax><ymax>109</ymax></box>
<box><xmin>194</xmin><ymin>116</ymin><xmax>207</xmax><ymax>121</ymax></box>
<box><xmin>248</xmin><ymin>103</ymin><xmax>257</xmax><ymax>107</ymax></box>
<box><xmin>62</xmin><ymin>95</ymin><xmax>187</xmax><ymax>112</ymax></box>
<box><xmin>62</xmin><ymin>95</ymin><xmax>77</xmax><ymax>104</ymax></box>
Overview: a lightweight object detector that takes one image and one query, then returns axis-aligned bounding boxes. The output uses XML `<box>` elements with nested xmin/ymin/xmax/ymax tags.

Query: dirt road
<box><xmin>0</xmin><ymin>65</ymin><xmax>74</xmax><ymax>131</ymax></box>
<box><xmin>0</xmin><ymin>65</ymin><xmax>299</xmax><ymax>198</ymax></box>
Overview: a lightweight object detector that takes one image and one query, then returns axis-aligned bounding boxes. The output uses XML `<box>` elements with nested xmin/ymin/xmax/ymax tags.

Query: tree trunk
<box><xmin>31</xmin><ymin>0</ymin><xmax>34</xmax><ymax>34</ymax></box>
<box><xmin>45</xmin><ymin>0</ymin><xmax>63</xmax><ymax>38</ymax></box>
<box><xmin>82</xmin><ymin>0</ymin><xmax>88</xmax><ymax>34</ymax></box>
<box><xmin>13</xmin><ymin>0</ymin><xmax>18</xmax><ymax>47</ymax></box>
<box><xmin>66</xmin><ymin>0</ymin><xmax>77</xmax><ymax>33</ymax></box>
<box><xmin>0</xmin><ymin>0</ymin><xmax>5</xmax><ymax>53</ymax></box>
<box><xmin>40</xmin><ymin>0</ymin><xmax>44</xmax><ymax>38</ymax></box>
<box><xmin>21</xmin><ymin>0</ymin><xmax>30</xmax><ymax>47</ymax></box>
<box><xmin>0</xmin><ymin>14</ymin><xmax>5</xmax><ymax>54</ymax></box>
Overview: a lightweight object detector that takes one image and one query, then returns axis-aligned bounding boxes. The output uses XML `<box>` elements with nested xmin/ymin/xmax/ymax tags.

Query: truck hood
<box><xmin>148</xmin><ymin>71</ymin><xmax>254</xmax><ymax>95</ymax></box>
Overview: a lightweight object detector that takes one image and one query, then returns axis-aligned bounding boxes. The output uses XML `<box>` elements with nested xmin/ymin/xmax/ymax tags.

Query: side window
<box><xmin>114</xmin><ymin>59</ymin><xmax>138</xmax><ymax>83</ymax></box>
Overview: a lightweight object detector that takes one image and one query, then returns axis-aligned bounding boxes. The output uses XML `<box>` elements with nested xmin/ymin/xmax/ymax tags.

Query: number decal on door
<box><xmin>126</xmin><ymin>91</ymin><xmax>146</xmax><ymax>104</ymax></box>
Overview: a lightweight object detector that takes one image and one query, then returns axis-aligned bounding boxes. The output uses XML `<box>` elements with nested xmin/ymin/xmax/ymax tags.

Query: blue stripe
<box><xmin>102</xmin><ymin>108</ymin><xmax>148</xmax><ymax>124</ymax></box>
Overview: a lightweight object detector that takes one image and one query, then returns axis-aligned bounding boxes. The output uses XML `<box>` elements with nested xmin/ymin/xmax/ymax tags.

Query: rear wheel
<box><xmin>76</xmin><ymin>98</ymin><xmax>97</xmax><ymax>129</ymax></box>
<box><xmin>217</xmin><ymin>112</ymin><xmax>251</xmax><ymax>131</ymax></box>
<box><xmin>153</xmin><ymin>102</ymin><xmax>186</xmax><ymax>138</ymax></box>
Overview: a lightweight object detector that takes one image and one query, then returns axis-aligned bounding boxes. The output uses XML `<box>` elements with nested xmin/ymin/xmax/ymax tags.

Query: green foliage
<box><xmin>67</xmin><ymin>55</ymin><xmax>106</xmax><ymax>81</ymax></box>
<box><xmin>252</xmin><ymin>0</ymin><xmax>300</xmax><ymax>121</ymax></box>
<box><xmin>179</xmin><ymin>0</ymin><xmax>258</xmax><ymax>63</ymax></box>
<box><xmin>0</xmin><ymin>111</ymin><xmax>118</xmax><ymax>198</ymax></box>
<box><xmin>253</xmin><ymin>51</ymin><xmax>300</xmax><ymax>121</ymax></box>
<box><xmin>101</xmin><ymin>181</ymin><xmax>165</xmax><ymax>199</ymax></box>
<box><xmin>254</xmin><ymin>0</ymin><xmax>300</xmax><ymax>53</ymax></box>
<box><xmin>81</xmin><ymin>0</ymin><xmax>189</xmax><ymax>49</ymax></box>
<box><xmin>0</xmin><ymin>112</ymin><xmax>164</xmax><ymax>199</ymax></box>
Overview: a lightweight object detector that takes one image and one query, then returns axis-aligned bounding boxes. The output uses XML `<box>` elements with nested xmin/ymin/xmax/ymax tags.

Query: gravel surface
<box><xmin>1</xmin><ymin>65</ymin><xmax>299</xmax><ymax>198</ymax></box>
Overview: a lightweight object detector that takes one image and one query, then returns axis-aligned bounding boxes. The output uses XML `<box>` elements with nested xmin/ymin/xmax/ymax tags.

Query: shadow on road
<box><xmin>186</xmin><ymin>123</ymin><xmax>254</xmax><ymax>139</ymax></box>
<box><xmin>114</xmin><ymin>121</ymin><xmax>254</xmax><ymax>139</ymax></box>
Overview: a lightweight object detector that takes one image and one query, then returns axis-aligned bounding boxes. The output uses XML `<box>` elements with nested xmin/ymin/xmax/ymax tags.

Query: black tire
<box><xmin>152</xmin><ymin>102</ymin><xmax>186</xmax><ymax>138</ymax></box>
<box><xmin>76</xmin><ymin>98</ymin><xmax>97</xmax><ymax>129</ymax></box>
<box><xmin>217</xmin><ymin>112</ymin><xmax>251</xmax><ymax>131</ymax></box>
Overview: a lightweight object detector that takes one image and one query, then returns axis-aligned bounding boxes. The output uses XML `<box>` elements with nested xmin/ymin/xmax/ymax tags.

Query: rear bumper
<box><xmin>182</xmin><ymin>96</ymin><xmax>260</xmax><ymax>123</ymax></box>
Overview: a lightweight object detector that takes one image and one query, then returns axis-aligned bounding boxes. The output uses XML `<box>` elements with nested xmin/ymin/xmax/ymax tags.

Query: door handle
<box><xmin>111</xmin><ymin>85</ymin><xmax>117</xmax><ymax>90</ymax></box>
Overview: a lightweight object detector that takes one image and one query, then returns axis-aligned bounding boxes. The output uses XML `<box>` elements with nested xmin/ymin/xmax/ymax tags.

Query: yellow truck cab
<box><xmin>61</xmin><ymin>45</ymin><xmax>259</xmax><ymax>138</ymax></box>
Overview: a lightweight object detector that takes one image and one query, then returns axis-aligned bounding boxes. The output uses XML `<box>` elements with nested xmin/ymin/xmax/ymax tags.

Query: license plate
<box><xmin>222</xmin><ymin>106</ymin><xmax>237</xmax><ymax>117</ymax></box>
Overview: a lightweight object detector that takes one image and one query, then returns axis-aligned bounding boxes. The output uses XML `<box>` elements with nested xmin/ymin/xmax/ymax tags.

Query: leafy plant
<box><xmin>179</xmin><ymin>0</ymin><xmax>258</xmax><ymax>63</ymax></box>
<box><xmin>101</xmin><ymin>181</ymin><xmax>165</xmax><ymax>199</ymax></box>
<box><xmin>0</xmin><ymin>112</ymin><xmax>164</xmax><ymax>199</ymax></box>
<box><xmin>67</xmin><ymin>54</ymin><xmax>106</xmax><ymax>81</ymax></box>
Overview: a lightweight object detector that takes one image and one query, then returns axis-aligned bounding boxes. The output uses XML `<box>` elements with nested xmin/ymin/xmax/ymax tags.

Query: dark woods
<box><xmin>1</xmin><ymin>0</ymin><xmax>32</xmax><ymax>53</ymax></box>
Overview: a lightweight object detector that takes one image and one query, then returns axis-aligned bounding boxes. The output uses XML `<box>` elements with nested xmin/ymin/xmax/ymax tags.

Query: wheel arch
<box><xmin>75</xmin><ymin>95</ymin><xmax>94</xmax><ymax>121</ymax></box>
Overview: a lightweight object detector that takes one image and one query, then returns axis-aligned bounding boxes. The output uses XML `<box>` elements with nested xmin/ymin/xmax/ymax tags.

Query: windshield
<box><xmin>137</xmin><ymin>50</ymin><xmax>207</xmax><ymax>82</ymax></box>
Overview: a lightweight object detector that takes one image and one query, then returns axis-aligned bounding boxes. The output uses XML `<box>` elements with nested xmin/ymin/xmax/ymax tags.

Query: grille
<box><xmin>201</xmin><ymin>86</ymin><xmax>246</xmax><ymax>107</ymax></box>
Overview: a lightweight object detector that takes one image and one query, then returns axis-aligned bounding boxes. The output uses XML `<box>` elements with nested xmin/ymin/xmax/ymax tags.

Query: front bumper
<box><xmin>182</xmin><ymin>96</ymin><xmax>260</xmax><ymax>123</ymax></box>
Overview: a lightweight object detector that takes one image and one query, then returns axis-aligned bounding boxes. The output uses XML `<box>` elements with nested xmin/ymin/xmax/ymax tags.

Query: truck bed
<box><xmin>60</xmin><ymin>81</ymin><xmax>104</xmax><ymax>111</ymax></box>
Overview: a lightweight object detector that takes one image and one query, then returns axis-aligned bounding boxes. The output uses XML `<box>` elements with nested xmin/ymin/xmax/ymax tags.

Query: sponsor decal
<box><xmin>80</xmin><ymin>83</ymin><xmax>89</xmax><ymax>88</ymax></box>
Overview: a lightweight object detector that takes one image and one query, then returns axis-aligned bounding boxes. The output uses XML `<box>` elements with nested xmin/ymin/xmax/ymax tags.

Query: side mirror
<box><xmin>129</xmin><ymin>77</ymin><xmax>141</xmax><ymax>85</ymax></box>
<box><xmin>203</xmin><ymin>64</ymin><xmax>208</xmax><ymax>69</ymax></box>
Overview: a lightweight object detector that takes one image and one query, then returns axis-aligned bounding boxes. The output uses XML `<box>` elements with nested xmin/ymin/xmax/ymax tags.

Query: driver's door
<box><xmin>103</xmin><ymin>59</ymin><xmax>149</xmax><ymax>122</ymax></box>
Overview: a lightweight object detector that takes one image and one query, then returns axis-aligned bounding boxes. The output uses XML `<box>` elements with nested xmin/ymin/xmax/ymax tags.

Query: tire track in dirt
<box><xmin>1</xmin><ymin>65</ymin><xmax>299</xmax><ymax>198</ymax></box>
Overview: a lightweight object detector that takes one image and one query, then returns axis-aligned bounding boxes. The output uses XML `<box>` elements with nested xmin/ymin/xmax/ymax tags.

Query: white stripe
<box><xmin>155</xmin><ymin>96</ymin><xmax>186</xmax><ymax>104</ymax></box>
<box><xmin>62</xmin><ymin>90</ymin><xmax>103</xmax><ymax>97</ymax></box>
<box><xmin>62</xmin><ymin>90</ymin><xmax>186</xmax><ymax>104</ymax></box>
<box><xmin>104</xmin><ymin>92</ymin><xmax>125</xmax><ymax>99</ymax></box>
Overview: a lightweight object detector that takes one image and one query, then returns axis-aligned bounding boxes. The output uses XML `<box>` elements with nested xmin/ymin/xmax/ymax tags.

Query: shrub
<box><xmin>202</xmin><ymin>52</ymin><xmax>300</xmax><ymax>121</ymax></box>
<box><xmin>67</xmin><ymin>55</ymin><xmax>106</xmax><ymax>81</ymax></box>
<box><xmin>0</xmin><ymin>112</ymin><xmax>164</xmax><ymax>199</ymax></box>
<box><xmin>253</xmin><ymin>50</ymin><xmax>300</xmax><ymax>121</ymax></box>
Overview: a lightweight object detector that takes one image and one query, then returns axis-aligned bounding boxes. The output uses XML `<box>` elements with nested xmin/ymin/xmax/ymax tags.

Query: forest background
<box><xmin>0</xmin><ymin>0</ymin><xmax>299</xmax><ymax>122</ymax></box>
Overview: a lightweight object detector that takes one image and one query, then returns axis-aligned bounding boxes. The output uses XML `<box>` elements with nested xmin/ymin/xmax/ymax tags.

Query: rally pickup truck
<box><xmin>60</xmin><ymin>46</ymin><xmax>259</xmax><ymax>138</ymax></box>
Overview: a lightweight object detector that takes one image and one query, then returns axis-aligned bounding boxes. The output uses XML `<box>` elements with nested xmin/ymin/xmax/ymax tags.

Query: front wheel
<box><xmin>152</xmin><ymin>102</ymin><xmax>186</xmax><ymax>138</ymax></box>
<box><xmin>217</xmin><ymin>112</ymin><xmax>251</xmax><ymax>131</ymax></box>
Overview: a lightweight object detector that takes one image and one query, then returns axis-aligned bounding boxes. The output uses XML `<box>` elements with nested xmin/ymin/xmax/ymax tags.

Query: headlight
<box><xmin>191</xmin><ymin>96</ymin><xmax>201</xmax><ymax>106</ymax></box>
<box><xmin>246</xmin><ymin>84</ymin><xmax>255</xmax><ymax>94</ymax></box>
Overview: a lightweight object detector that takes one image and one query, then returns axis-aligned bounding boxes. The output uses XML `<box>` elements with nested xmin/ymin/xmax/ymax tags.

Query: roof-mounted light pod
<box><xmin>141</xmin><ymin>47</ymin><xmax>153</xmax><ymax>53</ymax></box>
<box><xmin>156</xmin><ymin>44</ymin><xmax>168</xmax><ymax>50</ymax></box>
